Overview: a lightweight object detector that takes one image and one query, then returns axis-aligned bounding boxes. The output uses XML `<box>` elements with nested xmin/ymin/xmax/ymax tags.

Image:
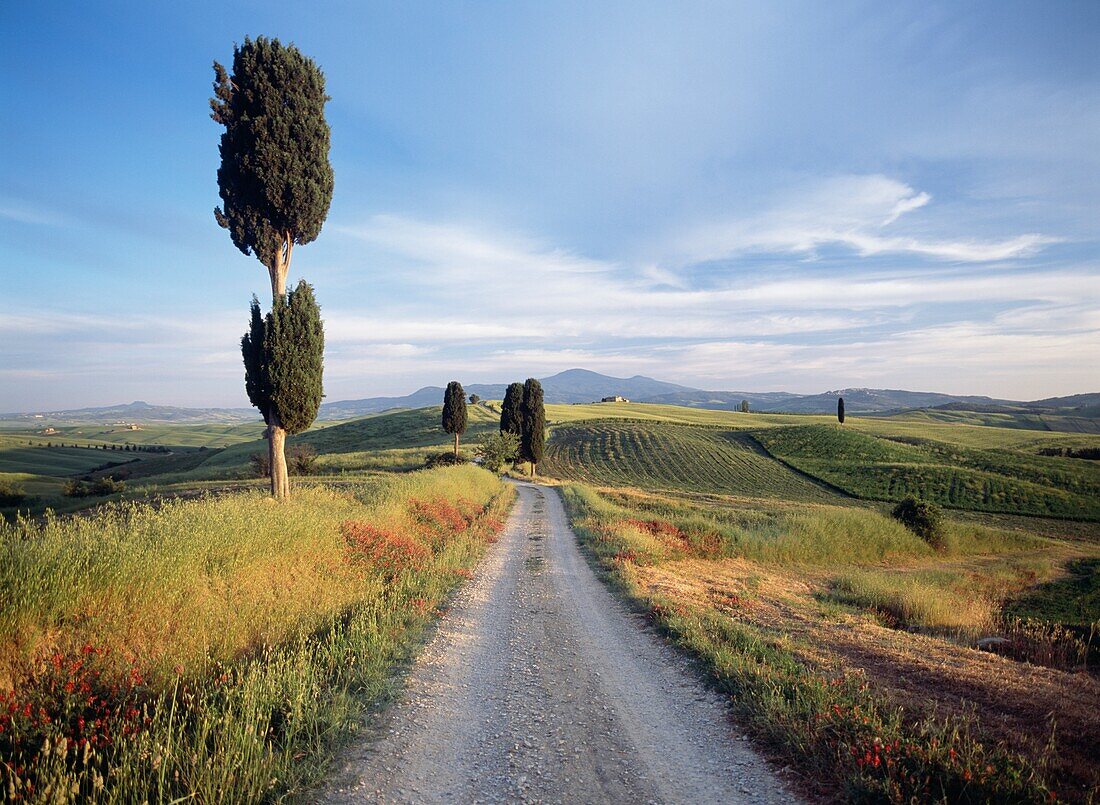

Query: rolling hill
<box><xmin>5</xmin><ymin>369</ymin><xmax>1098</xmax><ymax>425</ymax></box>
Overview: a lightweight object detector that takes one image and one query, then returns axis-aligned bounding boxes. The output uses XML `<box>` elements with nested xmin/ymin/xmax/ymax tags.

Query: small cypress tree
<box><xmin>442</xmin><ymin>381</ymin><xmax>468</xmax><ymax>457</ymax></box>
<box><xmin>500</xmin><ymin>382</ymin><xmax>524</xmax><ymax>437</ymax></box>
<box><xmin>740</xmin><ymin>399</ymin><xmax>750</xmax><ymax>413</ymax></box>
<box><xmin>241</xmin><ymin>281</ymin><xmax>325</xmax><ymax>498</ymax></box>
<box><xmin>838</xmin><ymin>396</ymin><xmax>845</xmax><ymax>424</ymax></box>
<box><xmin>521</xmin><ymin>378</ymin><xmax>546</xmax><ymax>476</ymax></box>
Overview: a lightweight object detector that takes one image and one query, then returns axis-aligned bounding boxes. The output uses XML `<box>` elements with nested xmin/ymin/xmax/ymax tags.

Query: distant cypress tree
<box><xmin>521</xmin><ymin>378</ymin><xmax>546</xmax><ymax>476</ymax></box>
<box><xmin>213</xmin><ymin>36</ymin><xmax>333</xmax><ymax>499</ymax></box>
<box><xmin>442</xmin><ymin>381</ymin><xmax>468</xmax><ymax>457</ymax></box>
<box><xmin>500</xmin><ymin>382</ymin><xmax>524</xmax><ymax>437</ymax></box>
<box><xmin>838</xmin><ymin>396</ymin><xmax>845</xmax><ymax>424</ymax></box>
<box><xmin>740</xmin><ymin>399</ymin><xmax>750</xmax><ymax>413</ymax></box>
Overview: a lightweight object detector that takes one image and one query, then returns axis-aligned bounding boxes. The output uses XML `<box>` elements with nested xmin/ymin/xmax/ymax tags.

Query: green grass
<box><xmin>0</xmin><ymin>422</ymin><xmax>270</xmax><ymax>450</ymax></box>
<box><xmin>756</xmin><ymin>424</ymin><xmax>1100</xmax><ymax>519</ymax></box>
<box><xmin>299</xmin><ymin>405</ymin><xmax>499</xmax><ymax>454</ymax></box>
<box><xmin>0</xmin><ymin>465</ymin><xmax>512</xmax><ymax>801</ymax></box>
<box><xmin>543</xmin><ymin>421</ymin><xmax>836</xmax><ymax>501</ymax></box>
<box><xmin>0</xmin><ymin>444</ymin><xmax>130</xmax><ymax>477</ymax></box>
<box><xmin>877</xmin><ymin>407</ymin><xmax>1100</xmax><ymax>434</ymax></box>
<box><xmin>1005</xmin><ymin>557</ymin><xmax>1100</xmax><ymax>627</ymax></box>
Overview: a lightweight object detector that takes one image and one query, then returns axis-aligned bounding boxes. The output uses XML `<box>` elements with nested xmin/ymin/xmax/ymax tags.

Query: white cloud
<box><xmin>675</xmin><ymin>175</ymin><xmax>1053</xmax><ymax>264</ymax></box>
<box><xmin>4</xmin><ymin>176</ymin><xmax>1095</xmax><ymax>407</ymax></box>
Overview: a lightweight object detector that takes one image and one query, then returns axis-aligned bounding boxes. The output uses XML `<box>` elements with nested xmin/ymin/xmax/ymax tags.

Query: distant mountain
<box><xmin>317</xmin><ymin>375</ymin><xmax>1095</xmax><ymax>418</ymax></box>
<box><xmin>1023</xmin><ymin>393</ymin><xmax>1100</xmax><ymax>413</ymax></box>
<box><xmin>5</xmin><ymin>371</ymin><xmax>1097</xmax><ymax>425</ymax></box>
<box><xmin>644</xmin><ymin>389</ymin><xmax>801</xmax><ymax>411</ymax></box>
<box><xmin>317</xmin><ymin>369</ymin><xmax>696</xmax><ymax>419</ymax></box>
<box><xmin>0</xmin><ymin>400</ymin><xmax>256</xmax><ymax>426</ymax></box>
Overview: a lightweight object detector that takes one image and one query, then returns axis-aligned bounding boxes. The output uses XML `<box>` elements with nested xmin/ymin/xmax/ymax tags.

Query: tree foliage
<box><xmin>476</xmin><ymin>432</ymin><xmax>520</xmax><ymax>473</ymax></box>
<box><xmin>442</xmin><ymin>381</ymin><xmax>468</xmax><ymax>456</ymax></box>
<box><xmin>521</xmin><ymin>378</ymin><xmax>546</xmax><ymax>470</ymax></box>
<box><xmin>211</xmin><ymin>36</ymin><xmax>334</xmax><ymax>285</ymax></box>
<box><xmin>500</xmin><ymin>382</ymin><xmax>524</xmax><ymax>437</ymax></box>
<box><xmin>241</xmin><ymin>281</ymin><xmax>325</xmax><ymax>436</ymax></box>
<box><xmin>469</xmin><ymin>394</ymin><xmax>481</xmax><ymax>405</ymax></box>
<box><xmin>241</xmin><ymin>297</ymin><xmax>270</xmax><ymax>423</ymax></box>
<box><xmin>442</xmin><ymin>381</ymin><xmax>468</xmax><ymax>436</ymax></box>
<box><xmin>838</xmin><ymin>396</ymin><xmax>846</xmax><ymax>424</ymax></box>
<box><xmin>892</xmin><ymin>497</ymin><xmax>945</xmax><ymax>550</ymax></box>
<box><xmin>740</xmin><ymin>399</ymin><xmax>750</xmax><ymax>414</ymax></box>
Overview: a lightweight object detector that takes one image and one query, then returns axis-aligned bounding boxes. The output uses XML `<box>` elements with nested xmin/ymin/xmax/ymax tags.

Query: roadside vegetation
<box><xmin>561</xmin><ymin>483</ymin><xmax>1100</xmax><ymax>801</ymax></box>
<box><xmin>0</xmin><ymin>465</ymin><xmax>511</xmax><ymax>801</ymax></box>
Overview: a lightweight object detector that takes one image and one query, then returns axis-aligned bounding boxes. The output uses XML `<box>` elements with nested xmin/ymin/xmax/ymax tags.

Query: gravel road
<box><xmin>319</xmin><ymin>482</ymin><xmax>796</xmax><ymax>804</ymax></box>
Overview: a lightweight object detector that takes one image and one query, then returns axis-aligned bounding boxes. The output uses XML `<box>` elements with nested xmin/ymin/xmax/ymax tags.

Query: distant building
<box><xmin>601</xmin><ymin>396</ymin><xmax>629</xmax><ymax>403</ymax></box>
<box><xmin>41</xmin><ymin>427</ymin><xmax>59</xmax><ymax>435</ymax></box>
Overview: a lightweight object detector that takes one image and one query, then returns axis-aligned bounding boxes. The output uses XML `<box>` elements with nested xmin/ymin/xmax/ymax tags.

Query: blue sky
<box><xmin>2</xmin><ymin>1</ymin><xmax>1098</xmax><ymax>409</ymax></box>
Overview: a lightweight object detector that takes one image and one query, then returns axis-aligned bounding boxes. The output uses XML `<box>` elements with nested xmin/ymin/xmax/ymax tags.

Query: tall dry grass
<box><xmin>0</xmin><ymin>465</ymin><xmax>511</xmax><ymax>802</ymax></box>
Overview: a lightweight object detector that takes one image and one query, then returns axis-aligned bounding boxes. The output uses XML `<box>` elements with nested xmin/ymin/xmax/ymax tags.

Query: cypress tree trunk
<box><xmin>268</xmin><ymin>418</ymin><xmax>289</xmax><ymax>499</ymax></box>
<box><xmin>454</xmin><ymin>432</ymin><xmax>459</xmax><ymax>458</ymax></box>
<box><xmin>269</xmin><ymin>236</ymin><xmax>293</xmax><ymax>299</ymax></box>
<box><xmin>266</xmin><ymin>238</ymin><xmax>293</xmax><ymax>499</ymax></box>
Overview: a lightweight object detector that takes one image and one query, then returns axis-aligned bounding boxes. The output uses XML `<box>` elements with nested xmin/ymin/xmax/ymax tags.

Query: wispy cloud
<box><xmin>674</xmin><ymin>175</ymin><xmax>1053</xmax><ymax>264</ymax></box>
<box><xmin>4</xmin><ymin>176</ymin><xmax>1095</xmax><ymax>405</ymax></box>
<box><xmin>0</xmin><ymin>200</ymin><xmax>71</xmax><ymax>228</ymax></box>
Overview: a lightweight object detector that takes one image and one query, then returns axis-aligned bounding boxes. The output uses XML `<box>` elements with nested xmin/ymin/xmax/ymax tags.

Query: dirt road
<box><xmin>320</xmin><ymin>482</ymin><xmax>796</xmax><ymax>804</ymax></box>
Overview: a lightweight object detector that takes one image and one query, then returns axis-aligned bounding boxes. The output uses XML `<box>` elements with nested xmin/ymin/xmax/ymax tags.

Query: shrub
<box><xmin>891</xmin><ymin>497</ymin><xmax>945</xmax><ymax>549</ymax></box>
<box><xmin>0</xmin><ymin>479</ymin><xmax>26</xmax><ymax>507</ymax></box>
<box><xmin>289</xmin><ymin>444</ymin><xmax>319</xmax><ymax>475</ymax></box>
<box><xmin>63</xmin><ymin>477</ymin><xmax>125</xmax><ymax>498</ymax></box>
<box><xmin>249</xmin><ymin>452</ymin><xmax>271</xmax><ymax>478</ymax></box>
<box><xmin>475</xmin><ymin>432</ymin><xmax>520</xmax><ymax>473</ymax></box>
<box><xmin>424</xmin><ymin>451</ymin><xmax>468</xmax><ymax>469</ymax></box>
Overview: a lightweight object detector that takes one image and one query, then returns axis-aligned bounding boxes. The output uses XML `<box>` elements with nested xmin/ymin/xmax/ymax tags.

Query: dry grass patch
<box><xmin>563</xmin><ymin>482</ymin><xmax>1100</xmax><ymax>801</ymax></box>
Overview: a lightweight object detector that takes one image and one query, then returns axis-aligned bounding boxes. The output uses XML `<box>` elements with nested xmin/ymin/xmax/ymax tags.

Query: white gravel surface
<box><xmin>318</xmin><ymin>482</ymin><xmax>798</xmax><ymax>804</ymax></box>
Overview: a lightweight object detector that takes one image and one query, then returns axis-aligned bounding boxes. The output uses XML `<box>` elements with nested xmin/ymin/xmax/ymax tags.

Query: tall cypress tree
<box><xmin>500</xmin><ymin>382</ymin><xmax>524</xmax><ymax>437</ymax></box>
<box><xmin>442</xmin><ymin>381</ymin><xmax>468</xmax><ymax>457</ymax></box>
<box><xmin>837</xmin><ymin>396</ymin><xmax>845</xmax><ymax>424</ymax></box>
<box><xmin>520</xmin><ymin>378</ymin><xmax>546</xmax><ymax>476</ymax></box>
<box><xmin>213</xmin><ymin>36</ymin><xmax>334</xmax><ymax>498</ymax></box>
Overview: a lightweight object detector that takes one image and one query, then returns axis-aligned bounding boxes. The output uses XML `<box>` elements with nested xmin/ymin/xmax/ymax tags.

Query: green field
<box><xmin>536</xmin><ymin>404</ymin><xmax>1100</xmax><ymax>521</ymax></box>
<box><xmin>7</xmin><ymin>400</ymin><xmax>1100</xmax><ymax>521</ymax></box>
<box><xmin>876</xmin><ymin>407</ymin><xmax>1100</xmax><ymax>434</ymax></box>
<box><xmin>542</xmin><ymin>421</ymin><xmax>836</xmax><ymax>502</ymax></box>
<box><xmin>0</xmin><ymin>405</ymin><xmax>510</xmax><ymax>511</ymax></box>
<box><xmin>756</xmin><ymin>424</ymin><xmax>1100</xmax><ymax>519</ymax></box>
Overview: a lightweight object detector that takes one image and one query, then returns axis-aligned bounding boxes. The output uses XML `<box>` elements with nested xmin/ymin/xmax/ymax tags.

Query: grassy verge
<box><xmin>559</xmin><ymin>483</ymin><xmax>1097</xmax><ymax>802</ymax></box>
<box><xmin>0</xmin><ymin>465</ymin><xmax>512</xmax><ymax>802</ymax></box>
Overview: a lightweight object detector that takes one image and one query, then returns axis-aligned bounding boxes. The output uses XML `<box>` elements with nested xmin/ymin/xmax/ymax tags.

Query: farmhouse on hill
<box><xmin>601</xmin><ymin>395</ymin><xmax>629</xmax><ymax>403</ymax></box>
